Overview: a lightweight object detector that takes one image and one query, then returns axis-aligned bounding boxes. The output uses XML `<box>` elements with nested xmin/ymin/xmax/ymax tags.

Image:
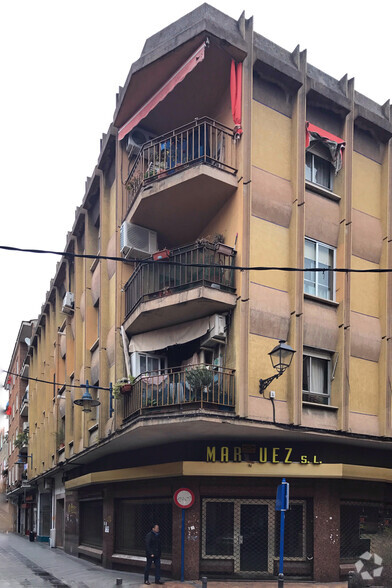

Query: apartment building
<box><xmin>5</xmin><ymin>320</ymin><xmax>35</xmax><ymax>536</ymax></box>
<box><xmin>22</xmin><ymin>4</ymin><xmax>392</xmax><ymax>582</ymax></box>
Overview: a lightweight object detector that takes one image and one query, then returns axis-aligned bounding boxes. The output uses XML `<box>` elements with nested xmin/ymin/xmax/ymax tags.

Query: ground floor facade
<box><xmin>61</xmin><ymin>439</ymin><xmax>392</xmax><ymax>583</ymax></box>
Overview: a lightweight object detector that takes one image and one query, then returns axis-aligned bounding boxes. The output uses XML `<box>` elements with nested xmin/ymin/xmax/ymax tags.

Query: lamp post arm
<box><xmin>259</xmin><ymin>372</ymin><xmax>281</xmax><ymax>394</ymax></box>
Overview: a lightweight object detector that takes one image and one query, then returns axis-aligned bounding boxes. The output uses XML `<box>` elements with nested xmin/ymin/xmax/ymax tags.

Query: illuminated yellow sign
<box><xmin>206</xmin><ymin>446</ymin><xmax>322</xmax><ymax>464</ymax></box>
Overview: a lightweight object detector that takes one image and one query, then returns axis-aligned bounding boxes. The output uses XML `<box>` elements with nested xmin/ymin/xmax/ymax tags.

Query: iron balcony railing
<box><xmin>123</xmin><ymin>364</ymin><xmax>235</xmax><ymax>420</ymax></box>
<box><xmin>125</xmin><ymin>117</ymin><xmax>237</xmax><ymax>208</ymax></box>
<box><xmin>124</xmin><ymin>241</ymin><xmax>236</xmax><ymax>319</ymax></box>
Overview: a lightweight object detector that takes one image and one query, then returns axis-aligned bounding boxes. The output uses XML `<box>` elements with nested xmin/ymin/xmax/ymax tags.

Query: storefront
<box><xmin>63</xmin><ymin>439</ymin><xmax>392</xmax><ymax>582</ymax></box>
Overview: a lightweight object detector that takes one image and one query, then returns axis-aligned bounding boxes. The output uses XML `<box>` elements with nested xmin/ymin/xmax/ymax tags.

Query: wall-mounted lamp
<box><xmin>16</xmin><ymin>454</ymin><xmax>33</xmax><ymax>468</ymax></box>
<box><xmin>73</xmin><ymin>380</ymin><xmax>114</xmax><ymax>416</ymax></box>
<box><xmin>259</xmin><ymin>340</ymin><xmax>295</xmax><ymax>394</ymax></box>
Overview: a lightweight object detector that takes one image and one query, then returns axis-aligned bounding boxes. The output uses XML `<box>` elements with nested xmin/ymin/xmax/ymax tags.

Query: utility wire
<box><xmin>2</xmin><ymin>370</ymin><xmax>111</xmax><ymax>392</ymax></box>
<box><xmin>0</xmin><ymin>244</ymin><xmax>391</xmax><ymax>273</ymax></box>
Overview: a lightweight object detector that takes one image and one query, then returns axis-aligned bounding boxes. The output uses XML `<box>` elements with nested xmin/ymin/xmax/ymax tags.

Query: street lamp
<box><xmin>259</xmin><ymin>340</ymin><xmax>295</xmax><ymax>393</ymax></box>
<box><xmin>73</xmin><ymin>380</ymin><xmax>114</xmax><ymax>416</ymax></box>
<box><xmin>16</xmin><ymin>454</ymin><xmax>33</xmax><ymax>468</ymax></box>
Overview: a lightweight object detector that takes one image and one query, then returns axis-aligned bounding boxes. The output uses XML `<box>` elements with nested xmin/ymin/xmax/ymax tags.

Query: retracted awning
<box><xmin>306</xmin><ymin>121</ymin><xmax>346</xmax><ymax>173</ymax></box>
<box><xmin>129</xmin><ymin>316</ymin><xmax>212</xmax><ymax>353</ymax></box>
<box><xmin>118</xmin><ymin>40</ymin><xmax>208</xmax><ymax>141</ymax></box>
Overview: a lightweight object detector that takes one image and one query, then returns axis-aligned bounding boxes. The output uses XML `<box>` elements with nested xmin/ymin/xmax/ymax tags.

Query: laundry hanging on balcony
<box><xmin>230</xmin><ymin>59</ymin><xmax>243</xmax><ymax>139</ymax></box>
<box><xmin>305</xmin><ymin>122</ymin><xmax>346</xmax><ymax>173</ymax></box>
<box><xmin>129</xmin><ymin>316</ymin><xmax>212</xmax><ymax>353</ymax></box>
<box><xmin>118</xmin><ymin>40</ymin><xmax>208</xmax><ymax>141</ymax></box>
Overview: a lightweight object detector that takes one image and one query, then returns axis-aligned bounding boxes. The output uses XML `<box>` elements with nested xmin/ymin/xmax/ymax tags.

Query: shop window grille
<box><xmin>114</xmin><ymin>499</ymin><xmax>172</xmax><ymax>557</ymax></box>
<box><xmin>201</xmin><ymin>498</ymin><xmax>312</xmax><ymax>578</ymax></box>
<box><xmin>80</xmin><ymin>499</ymin><xmax>103</xmax><ymax>548</ymax></box>
<box><xmin>340</xmin><ymin>501</ymin><xmax>392</xmax><ymax>586</ymax></box>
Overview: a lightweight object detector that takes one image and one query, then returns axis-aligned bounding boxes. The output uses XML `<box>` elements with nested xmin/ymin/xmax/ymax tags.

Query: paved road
<box><xmin>0</xmin><ymin>532</ymin><xmax>348</xmax><ymax>588</ymax></box>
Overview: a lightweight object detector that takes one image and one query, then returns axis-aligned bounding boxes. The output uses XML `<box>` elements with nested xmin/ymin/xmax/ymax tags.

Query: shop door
<box><xmin>237</xmin><ymin>503</ymin><xmax>269</xmax><ymax>573</ymax></box>
<box><xmin>56</xmin><ymin>499</ymin><xmax>64</xmax><ymax>547</ymax></box>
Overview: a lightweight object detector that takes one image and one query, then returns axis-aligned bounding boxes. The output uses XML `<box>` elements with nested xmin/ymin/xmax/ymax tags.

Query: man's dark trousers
<box><xmin>144</xmin><ymin>554</ymin><xmax>161</xmax><ymax>582</ymax></box>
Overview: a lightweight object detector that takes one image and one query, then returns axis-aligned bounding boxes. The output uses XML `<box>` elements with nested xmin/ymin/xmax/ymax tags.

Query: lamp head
<box><xmin>269</xmin><ymin>340</ymin><xmax>295</xmax><ymax>375</ymax></box>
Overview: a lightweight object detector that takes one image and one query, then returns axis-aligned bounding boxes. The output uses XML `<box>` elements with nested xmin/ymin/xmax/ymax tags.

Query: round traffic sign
<box><xmin>174</xmin><ymin>488</ymin><xmax>195</xmax><ymax>509</ymax></box>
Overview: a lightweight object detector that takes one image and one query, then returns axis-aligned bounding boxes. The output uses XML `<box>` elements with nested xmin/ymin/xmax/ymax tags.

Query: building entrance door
<box><xmin>56</xmin><ymin>499</ymin><xmax>64</xmax><ymax>547</ymax></box>
<box><xmin>238</xmin><ymin>503</ymin><xmax>269</xmax><ymax>572</ymax></box>
<box><xmin>232</xmin><ymin>500</ymin><xmax>273</xmax><ymax>573</ymax></box>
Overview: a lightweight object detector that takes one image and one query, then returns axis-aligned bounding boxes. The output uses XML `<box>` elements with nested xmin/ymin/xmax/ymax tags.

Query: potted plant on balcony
<box><xmin>15</xmin><ymin>431</ymin><xmax>29</xmax><ymax>449</ymax></box>
<box><xmin>113</xmin><ymin>377</ymin><xmax>135</xmax><ymax>399</ymax></box>
<box><xmin>186</xmin><ymin>366</ymin><xmax>213</xmax><ymax>400</ymax></box>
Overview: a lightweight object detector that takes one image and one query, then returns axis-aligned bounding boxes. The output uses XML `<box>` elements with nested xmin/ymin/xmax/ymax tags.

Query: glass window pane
<box><xmin>115</xmin><ymin>501</ymin><xmax>172</xmax><ymax>556</ymax></box>
<box><xmin>310</xmin><ymin>357</ymin><xmax>327</xmax><ymax>395</ymax></box>
<box><xmin>140</xmin><ymin>355</ymin><xmax>146</xmax><ymax>374</ymax></box>
<box><xmin>205</xmin><ymin>502</ymin><xmax>234</xmax><ymax>556</ymax></box>
<box><xmin>313</xmin><ymin>156</ymin><xmax>331</xmax><ymax>189</ymax></box>
<box><xmin>302</xmin><ymin>356</ymin><xmax>310</xmax><ymax>391</ymax></box>
<box><xmin>80</xmin><ymin>500</ymin><xmax>103</xmax><ymax>548</ymax></box>
<box><xmin>305</xmin><ymin>239</ymin><xmax>316</xmax><ymax>261</ymax></box>
<box><xmin>275</xmin><ymin>503</ymin><xmax>304</xmax><ymax>557</ymax></box>
<box><xmin>305</xmin><ymin>152</ymin><xmax>312</xmax><ymax>181</ymax></box>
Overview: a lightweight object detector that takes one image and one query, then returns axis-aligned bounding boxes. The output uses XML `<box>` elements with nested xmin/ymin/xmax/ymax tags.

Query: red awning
<box><xmin>118</xmin><ymin>40</ymin><xmax>208</xmax><ymax>141</ymax></box>
<box><xmin>306</xmin><ymin>121</ymin><xmax>345</xmax><ymax>172</ymax></box>
<box><xmin>230</xmin><ymin>60</ymin><xmax>243</xmax><ymax>138</ymax></box>
<box><xmin>305</xmin><ymin>122</ymin><xmax>345</xmax><ymax>148</ymax></box>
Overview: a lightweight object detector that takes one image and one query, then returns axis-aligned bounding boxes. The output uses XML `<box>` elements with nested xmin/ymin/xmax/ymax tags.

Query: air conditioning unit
<box><xmin>201</xmin><ymin>314</ymin><xmax>227</xmax><ymax>349</ymax></box>
<box><xmin>62</xmin><ymin>292</ymin><xmax>74</xmax><ymax>315</ymax></box>
<box><xmin>125</xmin><ymin>127</ymin><xmax>155</xmax><ymax>158</ymax></box>
<box><xmin>120</xmin><ymin>222</ymin><xmax>158</xmax><ymax>260</ymax></box>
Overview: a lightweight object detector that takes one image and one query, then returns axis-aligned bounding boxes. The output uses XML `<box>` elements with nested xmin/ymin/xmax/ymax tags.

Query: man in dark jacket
<box><xmin>144</xmin><ymin>524</ymin><xmax>164</xmax><ymax>585</ymax></box>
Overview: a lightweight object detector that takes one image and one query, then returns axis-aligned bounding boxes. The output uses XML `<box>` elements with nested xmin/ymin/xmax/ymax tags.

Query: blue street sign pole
<box><xmin>181</xmin><ymin>509</ymin><xmax>185</xmax><ymax>582</ymax></box>
<box><xmin>276</xmin><ymin>478</ymin><xmax>289</xmax><ymax>588</ymax></box>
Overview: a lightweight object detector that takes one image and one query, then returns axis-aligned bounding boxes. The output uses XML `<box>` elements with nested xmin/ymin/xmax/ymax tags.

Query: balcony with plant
<box><xmin>123</xmin><ymin>363</ymin><xmax>235</xmax><ymax>421</ymax></box>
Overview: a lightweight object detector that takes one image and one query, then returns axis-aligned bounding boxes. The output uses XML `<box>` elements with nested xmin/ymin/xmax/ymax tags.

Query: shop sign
<box><xmin>206</xmin><ymin>445</ymin><xmax>322</xmax><ymax>464</ymax></box>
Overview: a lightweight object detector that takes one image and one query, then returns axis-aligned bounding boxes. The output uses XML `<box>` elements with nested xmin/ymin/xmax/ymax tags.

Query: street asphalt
<box><xmin>0</xmin><ymin>532</ymin><xmax>348</xmax><ymax>587</ymax></box>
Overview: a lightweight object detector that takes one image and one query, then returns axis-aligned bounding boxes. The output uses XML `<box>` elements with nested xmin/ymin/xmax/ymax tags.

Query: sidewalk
<box><xmin>0</xmin><ymin>532</ymin><xmax>347</xmax><ymax>588</ymax></box>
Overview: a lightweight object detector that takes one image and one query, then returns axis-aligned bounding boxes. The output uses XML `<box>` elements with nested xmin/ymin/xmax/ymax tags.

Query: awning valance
<box><xmin>129</xmin><ymin>316</ymin><xmax>212</xmax><ymax>353</ymax></box>
<box><xmin>118</xmin><ymin>40</ymin><xmax>207</xmax><ymax>141</ymax></box>
<box><xmin>306</xmin><ymin>121</ymin><xmax>345</xmax><ymax>173</ymax></box>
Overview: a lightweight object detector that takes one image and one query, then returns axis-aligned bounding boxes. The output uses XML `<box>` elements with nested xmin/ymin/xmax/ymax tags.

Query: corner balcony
<box><xmin>125</xmin><ymin>118</ymin><xmax>238</xmax><ymax>247</ymax></box>
<box><xmin>123</xmin><ymin>241</ymin><xmax>237</xmax><ymax>334</ymax></box>
<box><xmin>123</xmin><ymin>364</ymin><xmax>235</xmax><ymax>422</ymax></box>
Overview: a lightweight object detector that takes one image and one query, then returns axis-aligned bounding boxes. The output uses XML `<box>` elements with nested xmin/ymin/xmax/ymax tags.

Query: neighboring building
<box><xmin>21</xmin><ymin>4</ymin><xmax>391</xmax><ymax>582</ymax></box>
<box><xmin>5</xmin><ymin>320</ymin><xmax>36</xmax><ymax>536</ymax></box>
<box><xmin>0</xmin><ymin>428</ymin><xmax>13</xmax><ymax>533</ymax></box>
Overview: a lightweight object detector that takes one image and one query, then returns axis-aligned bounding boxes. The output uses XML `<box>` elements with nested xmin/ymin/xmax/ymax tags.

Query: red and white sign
<box><xmin>174</xmin><ymin>488</ymin><xmax>195</xmax><ymax>509</ymax></box>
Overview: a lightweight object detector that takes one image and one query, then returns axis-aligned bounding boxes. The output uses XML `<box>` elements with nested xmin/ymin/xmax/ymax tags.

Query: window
<box><xmin>80</xmin><ymin>499</ymin><xmax>103</xmax><ymax>548</ymax></box>
<box><xmin>305</xmin><ymin>151</ymin><xmax>333</xmax><ymax>190</ymax></box>
<box><xmin>131</xmin><ymin>352</ymin><xmax>167</xmax><ymax>377</ymax></box>
<box><xmin>304</xmin><ymin>238</ymin><xmax>335</xmax><ymax>301</ymax></box>
<box><xmin>303</xmin><ymin>350</ymin><xmax>331</xmax><ymax>405</ymax></box>
<box><xmin>115</xmin><ymin>500</ymin><xmax>172</xmax><ymax>556</ymax></box>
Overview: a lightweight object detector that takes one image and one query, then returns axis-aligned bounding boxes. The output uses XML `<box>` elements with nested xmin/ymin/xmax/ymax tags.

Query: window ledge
<box><xmin>304</xmin><ymin>293</ymin><xmax>339</xmax><ymax>308</ymax></box>
<box><xmin>302</xmin><ymin>401</ymin><xmax>338</xmax><ymax>411</ymax></box>
<box><xmin>305</xmin><ymin>181</ymin><xmax>341</xmax><ymax>202</ymax></box>
<box><xmin>88</xmin><ymin>423</ymin><xmax>98</xmax><ymax>433</ymax></box>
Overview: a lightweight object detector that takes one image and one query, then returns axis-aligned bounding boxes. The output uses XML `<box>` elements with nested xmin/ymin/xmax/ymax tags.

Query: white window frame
<box><xmin>305</xmin><ymin>149</ymin><xmax>334</xmax><ymax>191</ymax></box>
<box><xmin>131</xmin><ymin>352</ymin><xmax>167</xmax><ymax>378</ymax></box>
<box><xmin>302</xmin><ymin>348</ymin><xmax>332</xmax><ymax>405</ymax></box>
<box><xmin>304</xmin><ymin>237</ymin><xmax>336</xmax><ymax>301</ymax></box>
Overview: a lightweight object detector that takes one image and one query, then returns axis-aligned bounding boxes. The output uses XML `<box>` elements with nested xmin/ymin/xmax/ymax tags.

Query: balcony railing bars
<box><xmin>125</xmin><ymin>117</ymin><xmax>237</xmax><ymax>208</ymax></box>
<box><xmin>123</xmin><ymin>363</ymin><xmax>235</xmax><ymax>420</ymax></box>
<box><xmin>124</xmin><ymin>241</ymin><xmax>236</xmax><ymax>319</ymax></box>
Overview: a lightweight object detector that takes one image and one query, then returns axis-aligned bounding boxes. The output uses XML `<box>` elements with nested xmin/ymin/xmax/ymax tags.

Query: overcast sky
<box><xmin>0</xmin><ymin>0</ymin><xmax>391</xmax><ymax>417</ymax></box>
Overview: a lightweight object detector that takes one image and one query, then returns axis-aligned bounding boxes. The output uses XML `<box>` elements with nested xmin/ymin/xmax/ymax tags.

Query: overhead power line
<box><xmin>2</xmin><ymin>370</ymin><xmax>111</xmax><ymax>392</ymax></box>
<box><xmin>0</xmin><ymin>244</ymin><xmax>391</xmax><ymax>273</ymax></box>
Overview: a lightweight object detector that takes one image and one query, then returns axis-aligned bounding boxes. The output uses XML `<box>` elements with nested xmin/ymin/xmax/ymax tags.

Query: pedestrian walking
<box><xmin>144</xmin><ymin>523</ymin><xmax>164</xmax><ymax>585</ymax></box>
